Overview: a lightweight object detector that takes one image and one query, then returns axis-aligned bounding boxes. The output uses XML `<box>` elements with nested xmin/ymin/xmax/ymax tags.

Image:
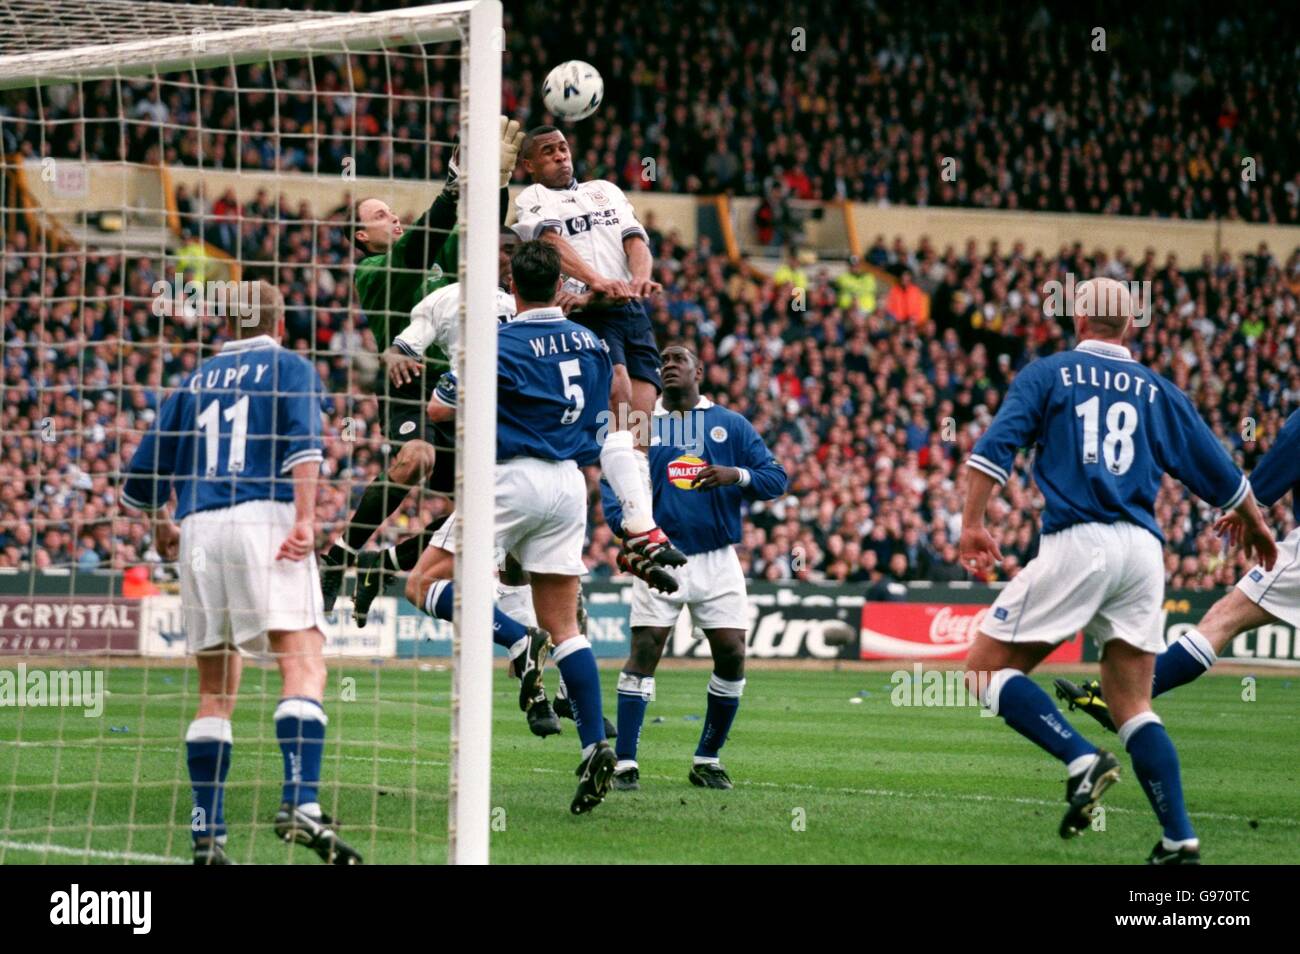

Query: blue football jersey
<box><xmin>968</xmin><ymin>339</ymin><xmax>1248</xmax><ymax>540</ymax></box>
<box><xmin>1247</xmin><ymin>408</ymin><xmax>1300</xmax><ymax>523</ymax></box>
<box><xmin>123</xmin><ymin>335</ymin><xmax>325</xmax><ymax>520</ymax></box>
<box><xmin>600</xmin><ymin>398</ymin><xmax>787</xmax><ymax>555</ymax></box>
<box><xmin>496</xmin><ymin>307</ymin><xmax>612</xmax><ymax>465</ymax></box>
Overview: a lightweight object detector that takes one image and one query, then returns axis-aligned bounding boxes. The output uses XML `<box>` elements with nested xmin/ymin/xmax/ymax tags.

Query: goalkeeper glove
<box><xmin>445</xmin><ymin>116</ymin><xmax>524</xmax><ymax>197</ymax></box>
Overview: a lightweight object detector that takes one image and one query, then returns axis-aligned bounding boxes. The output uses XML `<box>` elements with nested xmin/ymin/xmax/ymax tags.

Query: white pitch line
<box><xmin>5</xmin><ymin>749</ymin><xmax>1293</xmax><ymax>830</ymax></box>
<box><xmin>0</xmin><ymin>839</ymin><xmax>185</xmax><ymax>864</ymax></box>
<box><xmin>527</xmin><ymin>765</ymin><xmax>1300</xmax><ymax>827</ymax></box>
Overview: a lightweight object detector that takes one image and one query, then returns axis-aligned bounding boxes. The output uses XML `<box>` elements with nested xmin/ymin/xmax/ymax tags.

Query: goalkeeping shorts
<box><xmin>179</xmin><ymin>500</ymin><xmax>328</xmax><ymax>655</ymax></box>
<box><xmin>979</xmin><ymin>521</ymin><xmax>1166</xmax><ymax>654</ymax></box>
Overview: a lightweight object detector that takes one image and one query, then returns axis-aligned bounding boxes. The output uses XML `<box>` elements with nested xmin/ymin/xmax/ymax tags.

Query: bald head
<box><xmin>1073</xmin><ymin>277</ymin><xmax>1133</xmax><ymax>341</ymax></box>
<box><xmin>230</xmin><ymin>280</ymin><xmax>284</xmax><ymax>339</ymax></box>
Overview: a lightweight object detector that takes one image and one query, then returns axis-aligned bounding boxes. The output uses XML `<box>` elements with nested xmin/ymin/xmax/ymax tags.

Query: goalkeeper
<box><xmin>319</xmin><ymin>117</ymin><xmax>524</xmax><ymax>613</ymax></box>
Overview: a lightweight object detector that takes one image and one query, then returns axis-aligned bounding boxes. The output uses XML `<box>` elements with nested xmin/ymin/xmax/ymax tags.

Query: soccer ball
<box><xmin>542</xmin><ymin>61</ymin><xmax>604</xmax><ymax>121</ymax></box>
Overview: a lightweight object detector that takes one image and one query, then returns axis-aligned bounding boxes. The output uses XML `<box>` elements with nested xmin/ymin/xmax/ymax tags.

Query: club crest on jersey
<box><xmin>399</xmin><ymin>421</ymin><xmax>417</xmax><ymax>435</ymax></box>
<box><xmin>667</xmin><ymin>454</ymin><xmax>706</xmax><ymax>489</ymax></box>
<box><xmin>709</xmin><ymin>425</ymin><xmax>727</xmax><ymax>443</ymax></box>
<box><xmin>589</xmin><ymin>188</ymin><xmax>608</xmax><ymax>204</ymax></box>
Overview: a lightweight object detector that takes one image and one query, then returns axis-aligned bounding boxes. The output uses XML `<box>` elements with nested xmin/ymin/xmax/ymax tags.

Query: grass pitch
<box><xmin>1</xmin><ymin>665</ymin><xmax>1296</xmax><ymax>864</ymax></box>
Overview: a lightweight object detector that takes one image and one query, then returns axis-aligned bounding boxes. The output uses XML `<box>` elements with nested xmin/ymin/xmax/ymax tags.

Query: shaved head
<box><xmin>1074</xmin><ymin>277</ymin><xmax>1134</xmax><ymax>339</ymax></box>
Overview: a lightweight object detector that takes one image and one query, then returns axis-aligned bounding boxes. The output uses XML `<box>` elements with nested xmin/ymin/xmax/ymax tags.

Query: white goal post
<box><xmin>0</xmin><ymin>0</ymin><xmax>501</xmax><ymax>865</ymax></box>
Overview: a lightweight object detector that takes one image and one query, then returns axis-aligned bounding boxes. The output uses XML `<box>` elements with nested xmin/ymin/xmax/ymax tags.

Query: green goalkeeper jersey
<box><xmin>355</xmin><ymin>226</ymin><xmax>459</xmax><ymax>375</ymax></box>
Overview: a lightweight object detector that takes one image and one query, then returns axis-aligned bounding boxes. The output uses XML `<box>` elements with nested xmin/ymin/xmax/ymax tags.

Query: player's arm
<box><xmin>536</xmin><ymin>229</ymin><xmax>633</xmax><ymax>301</ymax></box>
<box><xmin>959</xmin><ymin>469</ymin><xmax>1004</xmax><ymax>574</ymax></box>
<box><xmin>404</xmin><ymin>117</ymin><xmax>522</xmax><ymax>273</ymax></box>
<box><xmin>960</xmin><ymin>366</ymin><xmax>1046</xmax><ymax>572</ymax></box>
<box><xmin>610</xmin><ymin>183</ymin><xmax>659</xmax><ymax>298</ymax></box>
<box><xmin>122</xmin><ymin>392</ymin><xmax>183</xmax><ymax>560</ymax></box>
<box><xmin>692</xmin><ymin>419</ymin><xmax>787</xmax><ymax>497</ymax></box>
<box><xmin>1159</xmin><ymin>390</ymin><xmax>1278</xmax><ymax>569</ymax></box>
<box><xmin>276</xmin><ymin>357</ymin><xmax>326</xmax><ymax>561</ymax></box>
<box><xmin>388</xmin><ymin>285</ymin><xmax>453</xmax><ymax>387</ymax></box>
<box><xmin>425</xmin><ymin>370</ymin><xmax>457</xmax><ymax>423</ymax></box>
<box><xmin>1240</xmin><ymin>410</ymin><xmax>1300</xmax><ymax>511</ymax></box>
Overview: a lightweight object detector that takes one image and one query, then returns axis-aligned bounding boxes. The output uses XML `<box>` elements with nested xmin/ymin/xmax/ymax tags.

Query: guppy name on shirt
<box><xmin>186</xmin><ymin>361</ymin><xmax>272</xmax><ymax>393</ymax></box>
<box><xmin>526</xmin><ymin>328</ymin><xmax>603</xmax><ymax>357</ymax></box>
<box><xmin>1058</xmin><ymin>363</ymin><xmax>1160</xmax><ymax>404</ymax></box>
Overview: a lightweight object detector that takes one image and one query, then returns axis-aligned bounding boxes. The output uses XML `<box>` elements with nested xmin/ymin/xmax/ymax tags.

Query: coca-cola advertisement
<box><xmin>860</xmin><ymin>601</ymin><xmax>1083</xmax><ymax>662</ymax></box>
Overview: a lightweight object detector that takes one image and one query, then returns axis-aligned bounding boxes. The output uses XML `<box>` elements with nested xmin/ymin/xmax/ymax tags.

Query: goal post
<box><xmin>0</xmin><ymin>0</ymin><xmax>501</xmax><ymax>865</ymax></box>
<box><xmin>450</xmin><ymin>0</ymin><xmax>501</xmax><ymax>868</ymax></box>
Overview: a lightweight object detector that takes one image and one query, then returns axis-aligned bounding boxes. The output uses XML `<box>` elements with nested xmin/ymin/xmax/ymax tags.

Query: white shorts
<box><xmin>428</xmin><ymin>457</ymin><xmax>587</xmax><ymax>576</ymax></box>
<box><xmin>179</xmin><ymin>500</ymin><xmax>327</xmax><ymax>655</ymax></box>
<box><xmin>630</xmin><ymin>545</ymin><xmax>748</xmax><ymax>630</ymax></box>
<box><xmin>1236</xmin><ymin>526</ymin><xmax>1300</xmax><ymax>627</ymax></box>
<box><xmin>981</xmin><ymin>522</ymin><xmax>1165</xmax><ymax>654</ymax></box>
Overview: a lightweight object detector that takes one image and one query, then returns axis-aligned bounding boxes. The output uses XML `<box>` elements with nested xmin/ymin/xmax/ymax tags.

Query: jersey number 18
<box><xmin>1075</xmin><ymin>397</ymin><xmax>1137</xmax><ymax>475</ymax></box>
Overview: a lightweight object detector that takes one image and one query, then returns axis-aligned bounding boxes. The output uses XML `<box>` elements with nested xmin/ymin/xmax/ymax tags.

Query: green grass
<box><xmin>1</xmin><ymin>665</ymin><xmax>1297</xmax><ymax>864</ymax></box>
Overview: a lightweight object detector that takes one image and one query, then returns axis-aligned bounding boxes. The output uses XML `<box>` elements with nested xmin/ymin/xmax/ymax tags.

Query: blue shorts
<box><xmin>573</xmin><ymin>300</ymin><xmax>661</xmax><ymax>390</ymax></box>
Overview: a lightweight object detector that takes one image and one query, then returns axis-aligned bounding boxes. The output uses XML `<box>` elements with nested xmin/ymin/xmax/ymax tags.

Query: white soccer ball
<box><xmin>542</xmin><ymin>60</ymin><xmax>604</xmax><ymax>122</ymax></box>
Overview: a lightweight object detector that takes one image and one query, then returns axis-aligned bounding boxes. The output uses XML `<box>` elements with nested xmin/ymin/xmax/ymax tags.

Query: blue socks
<box><xmin>186</xmin><ymin>717</ymin><xmax>232</xmax><ymax>842</ymax></box>
<box><xmin>274</xmin><ymin>697</ymin><xmax>327</xmax><ymax>807</ymax></box>
<box><xmin>552</xmin><ymin>637</ymin><xmax>606</xmax><ymax>752</ymax></box>
<box><xmin>696</xmin><ymin>673</ymin><xmax>744</xmax><ymax>761</ymax></box>
<box><xmin>985</xmin><ymin>670</ymin><xmax>1097</xmax><ymax>765</ymax></box>
<box><xmin>426</xmin><ymin>579</ymin><xmax>527</xmax><ymax>651</ymax></box>
<box><xmin>615</xmin><ymin>672</ymin><xmax>654</xmax><ymax>763</ymax></box>
<box><xmin>1120</xmin><ymin>712</ymin><xmax>1197</xmax><ymax>844</ymax></box>
<box><xmin>1152</xmin><ymin>631</ymin><xmax>1216</xmax><ymax>698</ymax></box>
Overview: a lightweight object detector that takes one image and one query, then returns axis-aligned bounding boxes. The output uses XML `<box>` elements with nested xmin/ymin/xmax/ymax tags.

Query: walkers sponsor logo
<box><xmin>666</xmin><ymin>455</ymin><xmax>706</xmax><ymax>489</ymax></box>
<box><xmin>50</xmin><ymin>884</ymin><xmax>151</xmax><ymax>934</ymax></box>
<box><xmin>861</xmin><ymin>602</ymin><xmax>1082</xmax><ymax>662</ymax></box>
<box><xmin>0</xmin><ymin>597</ymin><xmax>139</xmax><ymax>655</ymax></box>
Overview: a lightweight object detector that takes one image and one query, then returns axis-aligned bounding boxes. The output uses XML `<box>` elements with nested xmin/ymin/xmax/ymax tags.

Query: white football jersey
<box><xmin>396</xmin><ymin>283</ymin><xmax>516</xmax><ymax>367</ymax></box>
<box><xmin>512</xmin><ymin>178</ymin><xmax>648</xmax><ymax>288</ymax></box>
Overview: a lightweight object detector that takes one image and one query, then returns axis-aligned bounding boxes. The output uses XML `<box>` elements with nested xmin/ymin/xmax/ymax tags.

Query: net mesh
<box><xmin>0</xmin><ymin>0</ymin><xmax>476</xmax><ymax>864</ymax></box>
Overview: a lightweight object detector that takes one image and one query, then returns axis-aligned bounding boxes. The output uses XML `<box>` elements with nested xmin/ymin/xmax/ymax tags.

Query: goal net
<box><xmin>0</xmin><ymin>0</ymin><xmax>500</xmax><ymax>864</ymax></box>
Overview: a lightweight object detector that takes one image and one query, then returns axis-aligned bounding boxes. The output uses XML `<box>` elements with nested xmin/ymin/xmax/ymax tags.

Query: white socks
<box><xmin>601</xmin><ymin>430</ymin><xmax>655</xmax><ymax>535</ymax></box>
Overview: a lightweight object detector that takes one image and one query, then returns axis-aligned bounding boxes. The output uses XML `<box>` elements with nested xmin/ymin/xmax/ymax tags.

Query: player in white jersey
<box><xmin>513</xmin><ymin>125</ymin><xmax>688</xmax><ymax>594</ymax></box>
<box><xmin>123</xmin><ymin>283</ymin><xmax>361</xmax><ymax>865</ymax></box>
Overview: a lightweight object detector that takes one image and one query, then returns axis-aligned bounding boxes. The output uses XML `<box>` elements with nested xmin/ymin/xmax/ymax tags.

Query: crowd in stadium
<box><xmin>3</xmin><ymin>1</ymin><xmax>1299</xmax><ymax>224</ymax></box>
<box><xmin>2</xmin><ymin>0</ymin><xmax>1300</xmax><ymax>595</ymax></box>
<box><xmin>4</xmin><ymin>171</ymin><xmax>1299</xmax><ymax>593</ymax></box>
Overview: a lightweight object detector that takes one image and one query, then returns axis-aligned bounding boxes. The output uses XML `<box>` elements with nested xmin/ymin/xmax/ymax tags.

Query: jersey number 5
<box><xmin>558</xmin><ymin>359</ymin><xmax>585</xmax><ymax>425</ymax></box>
<box><xmin>1075</xmin><ymin>397</ymin><xmax>1136</xmax><ymax>476</ymax></box>
<box><xmin>197</xmin><ymin>395</ymin><xmax>249</xmax><ymax>475</ymax></box>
